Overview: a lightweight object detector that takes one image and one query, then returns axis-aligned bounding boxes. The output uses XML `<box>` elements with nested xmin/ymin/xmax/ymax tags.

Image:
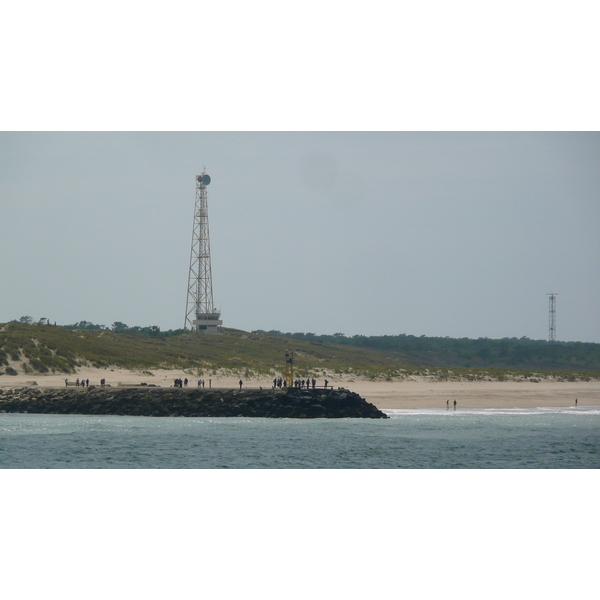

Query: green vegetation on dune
<box><xmin>0</xmin><ymin>323</ymin><xmax>414</xmax><ymax>379</ymax></box>
<box><xmin>1</xmin><ymin>322</ymin><xmax>599</xmax><ymax>382</ymax></box>
<box><xmin>257</xmin><ymin>330</ymin><xmax>600</xmax><ymax>372</ymax></box>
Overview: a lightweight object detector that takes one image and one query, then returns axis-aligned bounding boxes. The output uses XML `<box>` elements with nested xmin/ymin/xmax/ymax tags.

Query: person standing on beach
<box><xmin>453</xmin><ymin>400</ymin><xmax>457</xmax><ymax>410</ymax></box>
<box><xmin>239</xmin><ymin>379</ymin><xmax>243</xmax><ymax>390</ymax></box>
<box><xmin>446</xmin><ymin>399</ymin><xmax>449</xmax><ymax>409</ymax></box>
<box><xmin>575</xmin><ymin>398</ymin><xmax>578</xmax><ymax>407</ymax></box>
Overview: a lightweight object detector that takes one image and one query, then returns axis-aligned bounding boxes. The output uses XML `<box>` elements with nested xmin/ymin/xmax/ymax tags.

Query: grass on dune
<box><xmin>1</xmin><ymin>323</ymin><xmax>599</xmax><ymax>382</ymax></box>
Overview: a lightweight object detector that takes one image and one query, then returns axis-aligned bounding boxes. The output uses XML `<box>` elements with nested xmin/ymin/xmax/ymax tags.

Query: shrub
<box><xmin>29</xmin><ymin>358</ymin><xmax>49</xmax><ymax>373</ymax></box>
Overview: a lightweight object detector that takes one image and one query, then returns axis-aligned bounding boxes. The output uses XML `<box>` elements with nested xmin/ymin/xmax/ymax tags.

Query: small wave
<box><xmin>382</xmin><ymin>407</ymin><xmax>600</xmax><ymax>417</ymax></box>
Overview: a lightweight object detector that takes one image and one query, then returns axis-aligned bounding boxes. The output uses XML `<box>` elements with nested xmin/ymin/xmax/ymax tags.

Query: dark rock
<box><xmin>0</xmin><ymin>387</ymin><xmax>388</xmax><ymax>419</ymax></box>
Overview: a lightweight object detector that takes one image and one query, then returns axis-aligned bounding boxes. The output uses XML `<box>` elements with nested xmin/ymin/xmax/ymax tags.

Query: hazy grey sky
<box><xmin>1</xmin><ymin>132</ymin><xmax>598</xmax><ymax>342</ymax></box>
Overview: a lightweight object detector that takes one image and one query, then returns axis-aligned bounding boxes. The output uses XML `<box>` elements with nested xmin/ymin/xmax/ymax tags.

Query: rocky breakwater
<box><xmin>0</xmin><ymin>386</ymin><xmax>388</xmax><ymax>419</ymax></box>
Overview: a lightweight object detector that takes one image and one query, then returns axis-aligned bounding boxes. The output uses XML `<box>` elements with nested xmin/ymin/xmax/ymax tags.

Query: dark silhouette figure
<box><xmin>453</xmin><ymin>400</ymin><xmax>457</xmax><ymax>410</ymax></box>
<box><xmin>239</xmin><ymin>379</ymin><xmax>243</xmax><ymax>390</ymax></box>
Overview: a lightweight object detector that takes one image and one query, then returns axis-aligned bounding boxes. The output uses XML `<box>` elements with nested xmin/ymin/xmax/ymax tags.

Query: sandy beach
<box><xmin>1</xmin><ymin>367</ymin><xmax>599</xmax><ymax>410</ymax></box>
<box><xmin>348</xmin><ymin>379</ymin><xmax>600</xmax><ymax>409</ymax></box>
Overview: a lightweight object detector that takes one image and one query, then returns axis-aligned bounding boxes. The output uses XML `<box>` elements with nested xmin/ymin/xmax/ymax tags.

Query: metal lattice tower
<box><xmin>184</xmin><ymin>172</ymin><xmax>222</xmax><ymax>334</ymax></box>
<box><xmin>547</xmin><ymin>293</ymin><xmax>558</xmax><ymax>342</ymax></box>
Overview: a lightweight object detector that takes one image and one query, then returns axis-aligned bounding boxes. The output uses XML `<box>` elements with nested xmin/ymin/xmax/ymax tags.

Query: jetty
<box><xmin>0</xmin><ymin>386</ymin><xmax>388</xmax><ymax>419</ymax></box>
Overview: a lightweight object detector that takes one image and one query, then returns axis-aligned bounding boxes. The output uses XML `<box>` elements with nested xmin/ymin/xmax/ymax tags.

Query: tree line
<box><xmin>10</xmin><ymin>317</ymin><xmax>183</xmax><ymax>338</ymax></box>
<box><xmin>253</xmin><ymin>330</ymin><xmax>600</xmax><ymax>370</ymax></box>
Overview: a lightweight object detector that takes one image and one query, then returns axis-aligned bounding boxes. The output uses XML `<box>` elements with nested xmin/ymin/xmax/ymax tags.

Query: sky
<box><xmin>2</xmin><ymin>2</ymin><xmax>599</xmax><ymax>343</ymax></box>
<box><xmin>1</xmin><ymin>132</ymin><xmax>599</xmax><ymax>342</ymax></box>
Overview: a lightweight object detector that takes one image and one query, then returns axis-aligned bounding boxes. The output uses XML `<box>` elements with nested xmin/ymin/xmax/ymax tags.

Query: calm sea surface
<box><xmin>1</xmin><ymin>408</ymin><xmax>599</xmax><ymax>468</ymax></box>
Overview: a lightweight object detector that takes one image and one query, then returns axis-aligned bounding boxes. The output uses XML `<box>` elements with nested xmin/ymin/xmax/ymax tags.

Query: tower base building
<box><xmin>193</xmin><ymin>311</ymin><xmax>222</xmax><ymax>334</ymax></box>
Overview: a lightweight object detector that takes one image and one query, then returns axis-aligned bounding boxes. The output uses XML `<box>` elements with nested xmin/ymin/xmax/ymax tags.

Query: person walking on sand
<box><xmin>453</xmin><ymin>400</ymin><xmax>457</xmax><ymax>410</ymax></box>
<box><xmin>446</xmin><ymin>399</ymin><xmax>449</xmax><ymax>409</ymax></box>
<box><xmin>239</xmin><ymin>379</ymin><xmax>243</xmax><ymax>390</ymax></box>
<box><xmin>575</xmin><ymin>398</ymin><xmax>578</xmax><ymax>407</ymax></box>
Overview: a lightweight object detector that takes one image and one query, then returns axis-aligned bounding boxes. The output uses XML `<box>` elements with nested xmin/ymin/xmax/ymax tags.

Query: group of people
<box><xmin>168</xmin><ymin>377</ymin><xmax>331</xmax><ymax>391</ymax></box>
<box><xmin>174</xmin><ymin>378</ymin><xmax>213</xmax><ymax>388</ymax></box>
<box><xmin>65</xmin><ymin>378</ymin><xmax>107</xmax><ymax>387</ymax></box>
<box><xmin>272</xmin><ymin>378</ymin><xmax>329</xmax><ymax>389</ymax></box>
<box><xmin>65</xmin><ymin>378</ymin><xmax>90</xmax><ymax>387</ymax></box>
<box><xmin>65</xmin><ymin>377</ymin><xmax>106</xmax><ymax>387</ymax></box>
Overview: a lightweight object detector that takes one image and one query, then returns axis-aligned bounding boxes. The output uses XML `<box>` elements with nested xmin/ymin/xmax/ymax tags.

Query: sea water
<box><xmin>1</xmin><ymin>407</ymin><xmax>599</xmax><ymax>468</ymax></box>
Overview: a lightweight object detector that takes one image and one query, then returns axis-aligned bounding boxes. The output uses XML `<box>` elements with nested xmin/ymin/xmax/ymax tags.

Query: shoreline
<box><xmin>1</xmin><ymin>367</ymin><xmax>599</xmax><ymax>410</ymax></box>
